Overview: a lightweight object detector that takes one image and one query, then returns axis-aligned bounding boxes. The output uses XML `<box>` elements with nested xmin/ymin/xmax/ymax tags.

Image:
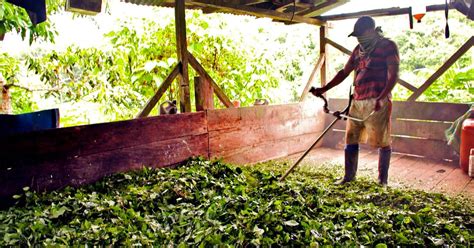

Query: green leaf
<box><xmin>283</xmin><ymin>220</ymin><xmax>299</xmax><ymax>227</ymax></box>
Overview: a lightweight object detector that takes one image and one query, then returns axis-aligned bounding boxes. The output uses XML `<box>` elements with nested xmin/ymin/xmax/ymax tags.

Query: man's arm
<box><xmin>310</xmin><ymin>55</ymin><xmax>355</xmax><ymax>96</ymax></box>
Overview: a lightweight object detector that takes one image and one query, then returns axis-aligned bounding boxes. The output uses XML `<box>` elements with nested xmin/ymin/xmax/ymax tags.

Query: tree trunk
<box><xmin>0</xmin><ymin>75</ymin><xmax>12</xmax><ymax>114</ymax></box>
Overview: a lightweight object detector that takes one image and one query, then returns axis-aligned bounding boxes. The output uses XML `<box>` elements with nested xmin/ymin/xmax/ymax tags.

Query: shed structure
<box><xmin>0</xmin><ymin>0</ymin><xmax>473</xmax><ymax>206</ymax></box>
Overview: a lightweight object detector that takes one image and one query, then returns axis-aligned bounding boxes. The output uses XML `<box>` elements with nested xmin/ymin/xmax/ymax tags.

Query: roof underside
<box><xmin>122</xmin><ymin>0</ymin><xmax>350</xmax><ymax>25</ymax></box>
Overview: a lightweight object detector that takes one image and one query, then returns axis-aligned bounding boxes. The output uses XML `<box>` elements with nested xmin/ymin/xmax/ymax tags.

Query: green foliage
<box><xmin>1</xmin><ymin>158</ymin><xmax>472</xmax><ymax>246</ymax></box>
<box><xmin>25</xmin><ymin>12</ymin><xmax>280</xmax><ymax>122</ymax></box>
<box><xmin>0</xmin><ymin>0</ymin><xmax>62</xmax><ymax>44</ymax></box>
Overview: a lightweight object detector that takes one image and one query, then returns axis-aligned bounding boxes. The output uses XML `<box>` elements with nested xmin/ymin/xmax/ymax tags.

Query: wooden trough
<box><xmin>0</xmin><ymin>100</ymin><xmax>469</xmax><ymax>207</ymax></box>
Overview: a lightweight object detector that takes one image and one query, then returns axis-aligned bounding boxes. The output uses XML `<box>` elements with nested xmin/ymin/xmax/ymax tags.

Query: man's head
<box><xmin>348</xmin><ymin>16</ymin><xmax>376</xmax><ymax>37</ymax></box>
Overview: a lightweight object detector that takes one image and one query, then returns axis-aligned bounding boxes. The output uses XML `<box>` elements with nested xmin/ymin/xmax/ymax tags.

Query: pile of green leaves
<box><xmin>1</xmin><ymin>158</ymin><xmax>472</xmax><ymax>246</ymax></box>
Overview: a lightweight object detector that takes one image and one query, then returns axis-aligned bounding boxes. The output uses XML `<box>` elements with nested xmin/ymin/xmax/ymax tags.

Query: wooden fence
<box><xmin>322</xmin><ymin>98</ymin><xmax>470</xmax><ymax>161</ymax></box>
<box><xmin>0</xmin><ymin>102</ymin><xmax>324</xmax><ymax>206</ymax></box>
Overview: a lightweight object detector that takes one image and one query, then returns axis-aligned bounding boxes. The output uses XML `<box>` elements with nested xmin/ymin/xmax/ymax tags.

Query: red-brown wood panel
<box><xmin>207</xmin><ymin>102</ymin><xmax>324</xmax><ymax>131</ymax></box>
<box><xmin>209</xmin><ymin>117</ymin><xmax>325</xmax><ymax>153</ymax></box>
<box><xmin>0</xmin><ymin>134</ymin><xmax>208</xmax><ymax>207</ymax></box>
<box><xmin>327</xmin><ymin>98</ymin><xmax>469</xmax><ymax>122</ymax></box>
<box><xmin>212</xmin><ymin>131</ymin><xmax>324</xmax><ymax>164</ymax></box>
<box><xmin>0</xmin><ymin>112</ymin><xmax>207</xmax><ymax>159</ymax></box>
<box><xmin>323</xmin><ymin>130</ymin><xmax>456</xmax><ymax>161</ymax></box>
<box><xmin>329</xmin><ymin>118</ymin><xmax>451</xmax><ymax>141</ymax></box>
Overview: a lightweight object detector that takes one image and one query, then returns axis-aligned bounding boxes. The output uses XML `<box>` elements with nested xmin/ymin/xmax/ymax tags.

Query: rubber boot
<box><xmin>336</xmin><ymin>144</ymin><xmax>359</xmax><ymax>185</ymax></box>
<box><xmin>378</xmin><ymin>146</ymin><xmax>391</xmax><ymax>186</ymax></box>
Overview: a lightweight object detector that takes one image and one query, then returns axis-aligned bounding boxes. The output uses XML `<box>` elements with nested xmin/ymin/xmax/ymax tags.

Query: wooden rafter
<box><xmin>137</xmin><ymin>63</ymin><xmax>181</xmax><ymax>118</ymax></box>
<box><xmin>299</xmin><ymin>0</ymin><xmax>347</xmax><ymax>17</ymax></box>
<box><xmin>317</xmin><ymin>4</ymin><xmax>453</xmax><ymax>21</ymax></box>
<box><xmin>300</xmin><ymin>53</ymin><xmax>325</xmax><ymax>101</ymax></box>
<box><xmin>408</xmin><ymin>36</ymin><xmax>474</xmax><ymax>101</ymax></box>
<box><xmin>188</xmin><ymin>0</ymin><xmax>325</xmax><ymax>25</ymax></box>
<box><xmin>187</xmin><ymin>51</ymin><xmax>234</xmax><ymax>108</ymax></box>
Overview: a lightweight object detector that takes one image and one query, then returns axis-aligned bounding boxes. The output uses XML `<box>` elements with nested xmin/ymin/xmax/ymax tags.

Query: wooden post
<box><xmin>187</xmin><ymin>51</ymin><xmax>234</xmax><ymax>108</ymax></box>
<box><xmin>319</xmin><ymin>25</ymin><xmax>328</xmax><ymax>88</ymax></box>
<box><xmin>175</xmin><ymin>0</ymin><xmax>191</xmax><ymax>113</ymax></box>
<box><xmin>194</xmin><ymin>76</ymin><xmax>214</xmax><ymax>111</ymax></box>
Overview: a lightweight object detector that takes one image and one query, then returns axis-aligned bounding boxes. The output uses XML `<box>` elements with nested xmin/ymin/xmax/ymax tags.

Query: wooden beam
<box><xmin>194</xmin><ymin>76</ymin><xmax>214</xmax><ymax>111</ymax></box>
<box><xmin>137</xmin><ymin>63</ymin><xmax>180</xmax><ymax>118</ymax></box>
<box><xmin>299</xmin><ymin>54</ymin><xmax>325</xmax><ymax>101</ymax></box>
<box><xmin>408</xmin><ymin>36</ymin><xmax>473</xmax><ymax>101</ymax></box>
<box><xmin>318</xmin><ymin>4</ymin><xmax>453</xmax><ymax>21</ymax></box>
<box><xmin>188</xmin><ymin>0</ymin><xmax>325</xmax><ymax>25</ymax></box>
<box><xmin>175</xmin><ymin>0</ymin><xmax>192</xmax><ymax>113</ymax></box>
<box><xmin>397</xmin><ymin>78</ymin><xmax>417</xmax><ymax>92</ymax></box>
<box><xmin>324</xmin><ymin>37</ymin><xmax>351</xmax><ymax>55</ymax></box>
<box><xmin>187</xmin><ymin>51</ymin><xmax>234</xmax><ymax>108</ymax></box>
<box><xmin>299</xmin><ymin>0</ymin><xmax>347</xmax><ymax>17</ymax></box>
<box><xmin>320</xmin><ymin>25</ymin><xmax>327</xmax><ymax>87</ymax></box>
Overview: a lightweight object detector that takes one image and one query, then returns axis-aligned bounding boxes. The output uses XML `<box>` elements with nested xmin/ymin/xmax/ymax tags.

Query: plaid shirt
<box><xmin>347</xmin><ymin>38</ymin><xmax>400</xmax><ymax>100</ymax></box>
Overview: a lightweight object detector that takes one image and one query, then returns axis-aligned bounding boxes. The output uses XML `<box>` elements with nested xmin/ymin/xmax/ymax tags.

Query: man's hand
<box><xmin>309</xmin><ymin>87</ymin><xmax>326</xmax><ymax>97</ymax></box>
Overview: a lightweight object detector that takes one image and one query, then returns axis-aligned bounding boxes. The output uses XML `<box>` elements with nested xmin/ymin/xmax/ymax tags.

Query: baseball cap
<box><xmin>348</xmin><ymin>16</ymin><xmax>376</xmax><ymax>37</ymax></box>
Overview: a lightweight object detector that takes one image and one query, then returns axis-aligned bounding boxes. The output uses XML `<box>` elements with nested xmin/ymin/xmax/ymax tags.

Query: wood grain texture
<box><xmin>194</xmin><ymin>76</ymin><xmax>214</xmax><ymax>111</ymax></box>
<box><xmin>210</xmin><ymin>117</ymin><xmax>325</xmax><ymax>153</ymax></box>
<box><xmin>212</xmin><ymin>131</ymin><xmax>324</xmax><ymax>164</ymax></box>
<box><xmin>328</xmin><ymin>98</ymin><xmax>470</xmax><ymax>122</ymax></box>
<box><xmin>0</xmin><ymin>134</ymin><xmax>208</xmax><ymax>207</ymax></box>
<box><xmin>323</xmin><ymin>130</ymin><xmax>457</xmax><ymax>161</ymax></box>
<box><xmin>0</xmin><ymin>112</ymin><xmax>207</xmax><ymax>160</ymax></box>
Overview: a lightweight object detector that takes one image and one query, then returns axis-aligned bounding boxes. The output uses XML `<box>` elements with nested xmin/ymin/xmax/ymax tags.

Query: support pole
<box><xmin>319</xmin><ymin>25</ymin><xmax>328</xmax><ymax>88</ymax></box>
<box><xmin>137</xmin><ymin>63</ymin><xmax>180</xmax><ymax>118</ymax></box>
<box><xmin>175</xmin><ymin>0</ymin><xmax>191</xmax><ymax>113</ymax></box>
<box><xmin>194</xmin><ymin>76</ymin><xmax>214</xmax><ymax>111</ymax></box>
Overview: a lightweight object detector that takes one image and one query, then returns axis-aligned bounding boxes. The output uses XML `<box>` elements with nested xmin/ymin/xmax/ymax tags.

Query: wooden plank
<box><xmin>299</xmin><ymin>0</ymin><xmax>346</xmax><ymax>17</ymax></box>
<box><xmin>194</xmin><ymin>76</ymin><xmax>214</xmax><ymax>111</ymax></box>
<box><xmin>0</xmin><ymin>134</ymin><xmax>209</xmax><ymax>207</ymax></box>
<box><xmin>391</xmin><ymin>120</ymin><xmax>451</xmax><ymax>141</ymax></box>
<box><xmin>328</xmin><ymin>98</ymin><xmax>470</xmax><ymax>122</ymax></box>
<box><xmin>211</xmin><ymin>131</ymin><xmax>324</xmax><ymax>164</ymax></box>
<box><xmin>392</xmin><ymin>136</ymin><xmax>455</xmax><ymax>161</ymax></box>
<box><xmin>0</xmin><ymin>112</ymin><xmax>207</xmax><ymax>159</ymax></box>
<box><xmin>187</xmin><ymin>52</ymin><xmax>234</xmax><ymax>108</ymax></box>
<box><xmin>325</xmin><ymin>37</ymin><xmax>351</xmax><ymax>56</ymax></box>
<box><xmin>321</xmin><ymin>129</ymin><xmax>457</xmax><ymax>161</ymax></box>
<box><xmin>433</xmin><ymin>168</ymin><xmax>472</xmax><ymax>196</ymax></box>
<box><xmin>330</xmin><ymin>118</ymin><xmax>451</xmax><ymax>141</ymax></box>
<box><xmin>408</xmin><ymin>36</ymin><xmax>474</xmax><ymax>101</ymax></box>
<box><xmin>300</xmin><ymin>54</ymin><xmax>325</xmax><ymax>101</ymax></box>
<box><xmin>175</xmin><ymin>0</ymin><xmax>192</xmax><ymax>113</ymax></box>
<box><xmin>397</xmin><ymin>78</ymin><xmax>417</xmax><ymax>92</ymax></box>
<box><xmin>460</xmin><ymin>179</ymin><xmax>474</xmax><ymax>199</ymax></box>
<box><xmin>317</xmin><ymin>4</ymin><xmax>452</xmax><ymax>21</ymax></box>
<box><xmin>320</xmin><ymin>25</ymin><xmax>327</xmax><ymax>88</ymax></box>
<box><xmin>137</xmin><ymin>63</ymin><xmax>180</xmax><ymax>118</ymax></box>
<box><xmin>391</xmin><ymin>101</ymin><xmax>470</xmax><ymax>121</ymax></box>
<box><xmin>207</xmin><ymin>102</ymin><xmax>323</xmax><ymax>131</ymax></box>
<box><xmin>209</xmin><ymin>116</ymin><xmax>325</xmax><ymax>152</ymax></box>
<box><xmin>187</xmin><ymin>0</ymin><xmax>325</xmax><ymax>26</ymax></box>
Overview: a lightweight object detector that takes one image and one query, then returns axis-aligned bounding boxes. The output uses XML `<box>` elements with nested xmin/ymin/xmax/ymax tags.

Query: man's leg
<box><xmin>378</xmin><ymin>145</ymin><xmax>391</xmax><ymax>185</ymax></box>
<box><xmin>337</xmin><ymin>143</ymin><xmax>359</xmax><ymax>184</ymax></box>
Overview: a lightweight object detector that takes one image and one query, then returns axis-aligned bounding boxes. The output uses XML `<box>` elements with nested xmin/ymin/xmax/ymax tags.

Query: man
<box><xmin>310</xmin><ymin>16</ymin><xmax>399</xmax><ymax>186</ymax></box>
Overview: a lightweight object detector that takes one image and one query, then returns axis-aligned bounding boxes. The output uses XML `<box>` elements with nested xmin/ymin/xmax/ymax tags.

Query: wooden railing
<box><xmin>322</xmin><ymin>98</ymin><xmax>470</xmax><ymax>161</ymax></box>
